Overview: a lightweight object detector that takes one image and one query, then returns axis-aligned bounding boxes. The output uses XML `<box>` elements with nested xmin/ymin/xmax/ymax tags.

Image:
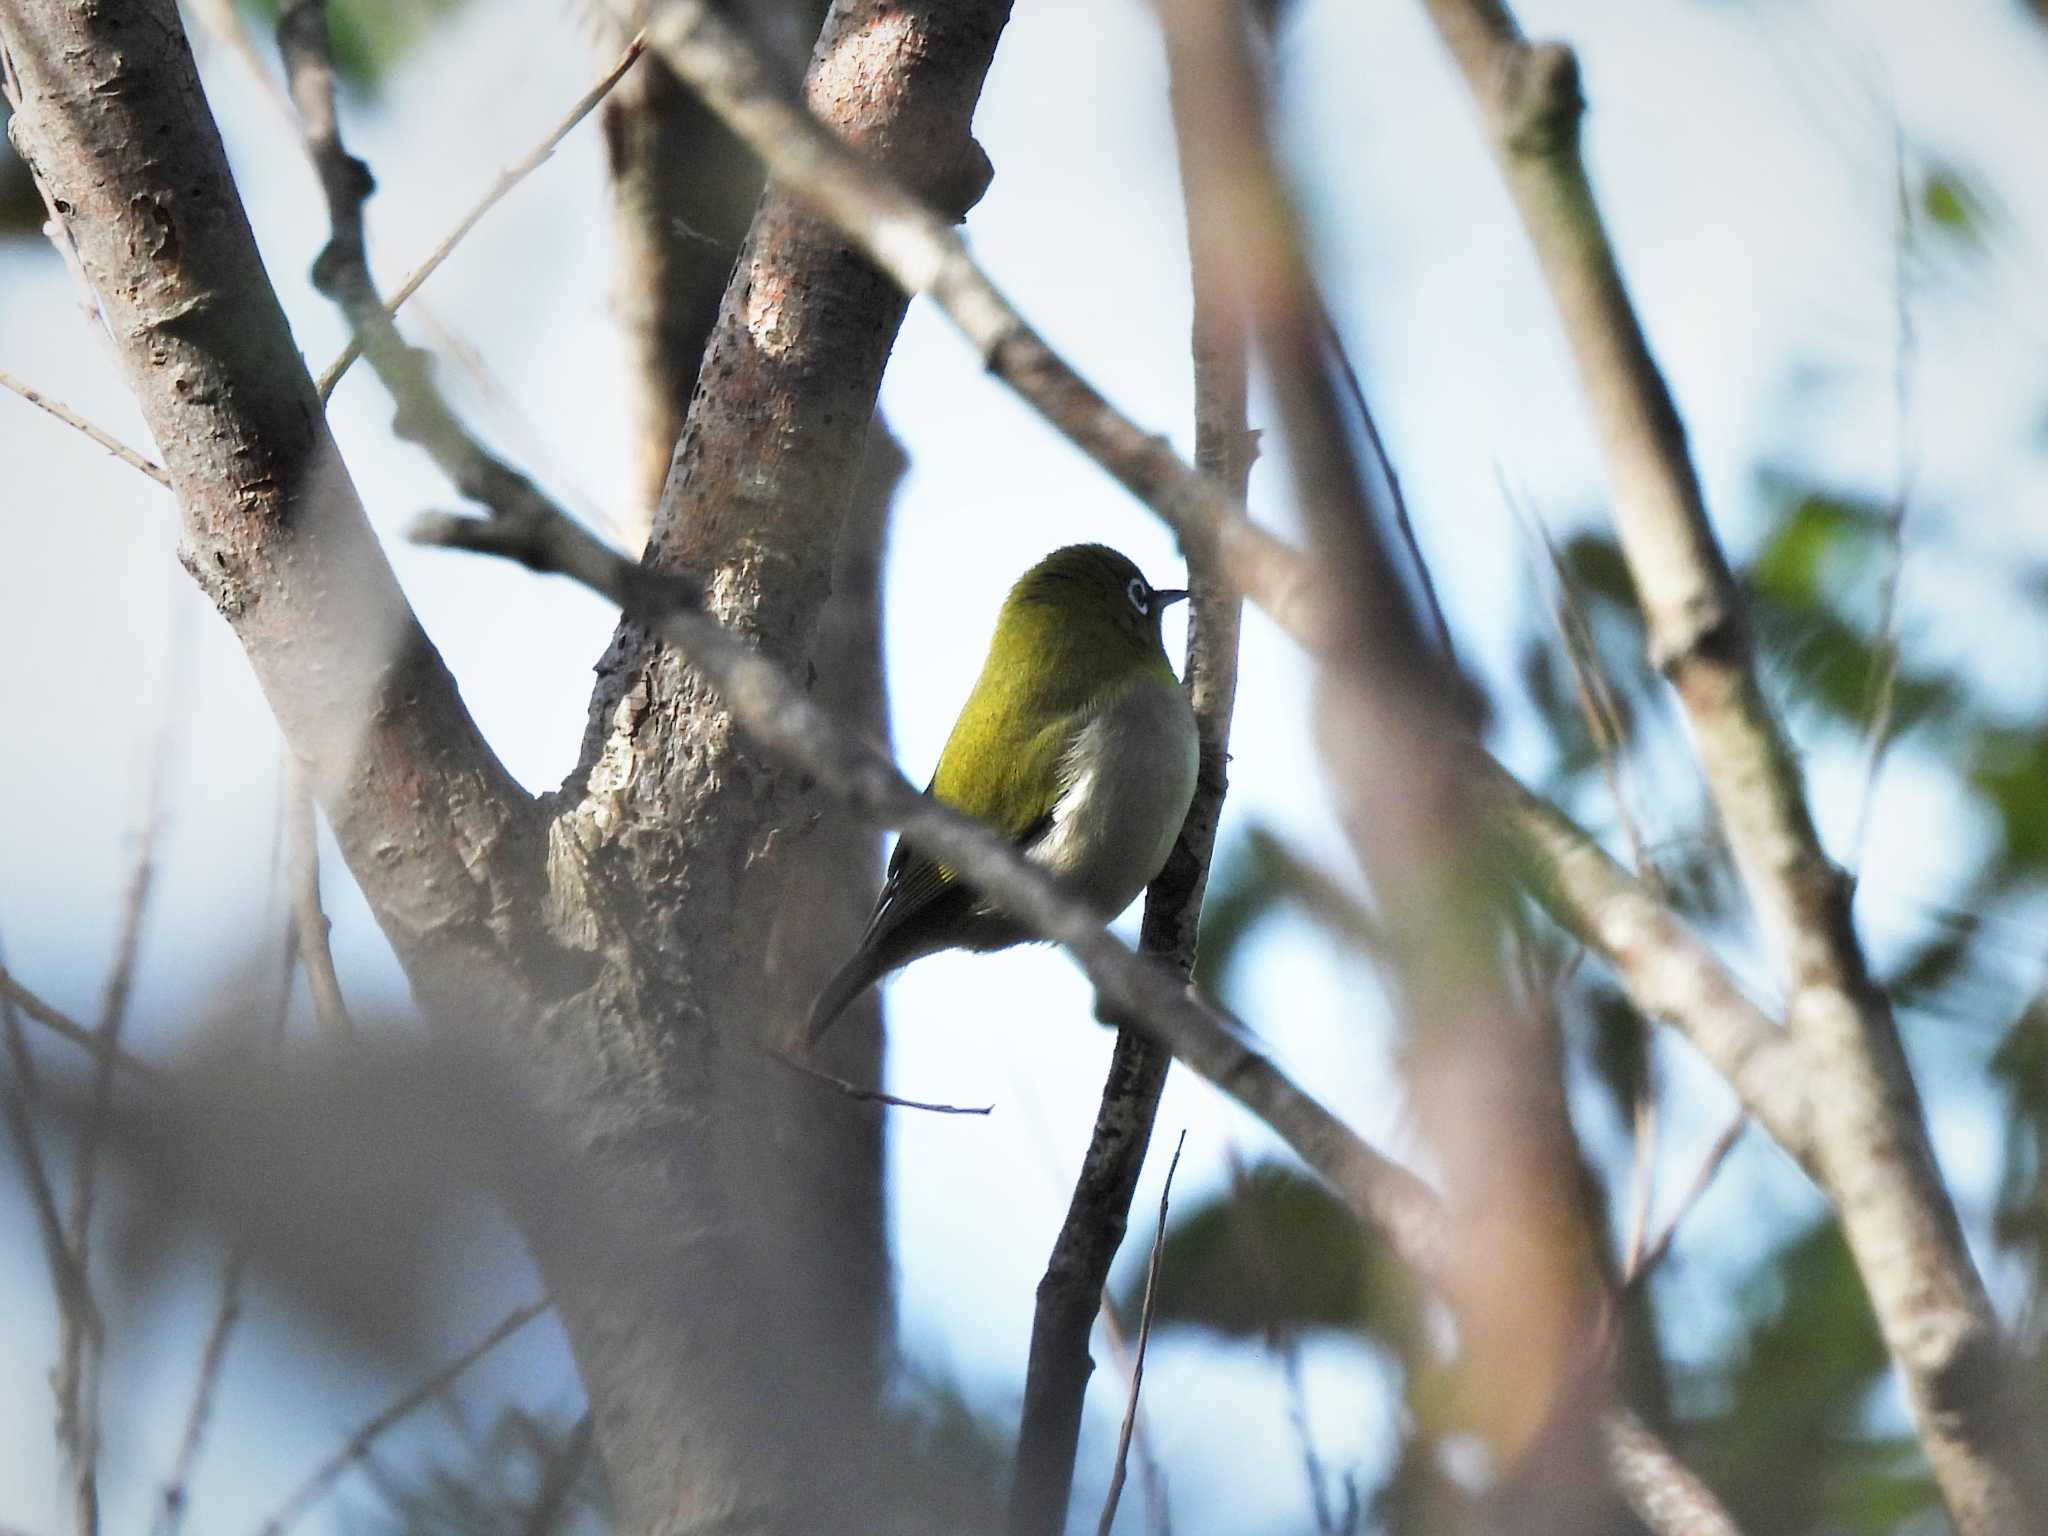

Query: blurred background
<box><xmin>3</xmin><ymin>0</ymin><xmax>2047</xmax><ymax>1531</ymax></box>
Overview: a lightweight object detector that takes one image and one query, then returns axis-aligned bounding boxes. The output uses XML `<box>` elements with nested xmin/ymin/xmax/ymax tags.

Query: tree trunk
<box><xmin>1</xmin><ymin>0</ymin><xmax>1009</xmax><ymax>1529</ymax></box>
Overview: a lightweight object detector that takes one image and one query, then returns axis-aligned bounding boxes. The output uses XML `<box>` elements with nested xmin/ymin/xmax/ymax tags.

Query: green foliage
<box><xmin>1677</xmin><ymin>1220</ymin><xmax>1939</xmax><ymax>1534</ymax></box>
<box><xmin>1129</xmin><ymin>1161</ymin><xmax>1419</xmax><ymax>1346</ymax></box>
<box><xmin>1194</xmin><ymin>827</ymin><xmax>1379</xmax><ymax>997</ymax></box>
<box><xmin>1920</xmin><ymin>165</ymin><xmax>1996</xmax><ymax>252</ymax></box>
<box><xmin>238</xmin><ymin>0</ymin><xmax>473</xmax><ymax>91</ymax></box>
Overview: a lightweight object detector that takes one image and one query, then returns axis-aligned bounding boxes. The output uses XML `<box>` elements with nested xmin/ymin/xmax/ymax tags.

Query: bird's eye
<box><xmin>1125</xmin><ymin>576</ymin><xmax>1149</xmax><ymax>616</ymax></box>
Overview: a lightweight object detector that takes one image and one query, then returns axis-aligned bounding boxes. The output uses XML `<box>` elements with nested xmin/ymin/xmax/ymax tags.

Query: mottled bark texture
<box><xmin>599</xmin><ymin>0</ymin><xmax>830</xmax><ymax>539</ymax></box>
<box><xmin>2</xmin><ymin>0</ymin><xmax>1006</xmax><ymax>1530</ymax></box>
<box><xmin>553</xmin><ymin>2</ymin><xmax>1012</xmax><ymax>1528</ymax></box>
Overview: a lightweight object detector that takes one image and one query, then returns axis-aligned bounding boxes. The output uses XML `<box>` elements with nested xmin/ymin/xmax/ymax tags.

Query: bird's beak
<box><xmin>1154</xmin><ymin>588</ymin><xmax>1189</xmax><ymax>610</ymax></box>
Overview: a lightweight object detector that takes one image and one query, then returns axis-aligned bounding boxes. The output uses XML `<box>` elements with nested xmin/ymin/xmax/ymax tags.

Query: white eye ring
<box><xmin>1125</xmin><ymin>576</ymin><xmax>1149</xmax><ymax>616</ymax></box>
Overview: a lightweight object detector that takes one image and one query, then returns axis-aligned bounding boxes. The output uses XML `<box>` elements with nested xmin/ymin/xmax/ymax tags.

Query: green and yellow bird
<box><xmin>805</xmin><ymin>544</ymin><xmax>1200</xmax><ymax>1045</ymax></box>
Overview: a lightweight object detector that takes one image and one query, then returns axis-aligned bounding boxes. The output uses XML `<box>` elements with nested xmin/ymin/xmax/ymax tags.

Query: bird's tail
<box><xmin>804</xmin><ymin>948</ymin><xmax>885</xmax><ymax>1051</ymax></box>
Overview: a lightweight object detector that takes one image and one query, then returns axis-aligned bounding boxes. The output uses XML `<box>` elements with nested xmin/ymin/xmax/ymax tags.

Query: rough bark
<box><xmin>598</xmin><ymin>0</ymin><xmax>830</xmax><ymax>540</ymax></box>
<box><xmin>548</xmin><ymin>2</ymin><xmax>1014</xmax><ymax>1528</ymax></box>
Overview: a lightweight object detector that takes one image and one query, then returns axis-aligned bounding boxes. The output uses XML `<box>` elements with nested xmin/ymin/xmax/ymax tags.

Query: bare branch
<box><xmin>1599</xmin><ymin>1409</ymin><xmax>1743</xmax><ymax>1536</ymax></box>
<box><xmin>0</xmin><ymin>369</ymin><xmax>170</xmax><ymax>486</ymax></box>
<box><xmin>313</xmin><ymin>31</ymin><xmax>648</xmax><ymax>399</ymax></box>
<box><xmin>758</xmin><ymin>1046</ymin><xmax>992</xmax><ymax>1117</ymax></box>
<box><xmin>0</xmin><ymin>968</ymin><xmax>162</xmax><ymax>1084</ymax></box>
<box><xmin>285</xmin><ymin>764</ymin><xmax>352</xmax><ymax>1040</ymax></box>
<box><xmin>1095</xmin><ymin>1130</ymin><xmax>1185</xmax><ymax>1536</ymax></box>
<box><xmin>1415</xmin><ymin>3</ymin><xmax>2034</xmax><ymax>1524</ymax></box>
<box><xmin>1624</xmin><ymin>1113</ymin><xmax>1748</xmax><ymax>1293</ymax></box>
<box><xmin>249</xmin><ymin>1299</ymin><xmax>550</xmax><ymax>1536</ymax></box>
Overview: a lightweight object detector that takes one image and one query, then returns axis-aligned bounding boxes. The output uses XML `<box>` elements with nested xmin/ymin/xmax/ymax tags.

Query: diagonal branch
<box><xmin>1414</xmin><ymin>4</ymin><xmax>2035</xmax><ymax>1529</ymax></box>
<box><xmin>0</xmin><ymin>0</ymin><xmax>545</xmax><ymax>1029</ymax></box>
<box><xmin>634</xmin><ymin>0</ymin><xmax>1329</xmax><ymax>652</ymax></box>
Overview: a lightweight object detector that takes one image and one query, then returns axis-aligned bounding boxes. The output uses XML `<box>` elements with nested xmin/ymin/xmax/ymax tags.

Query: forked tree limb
<box><xmin>1414</xmin><ymin>3</ymin><xmax>2036</xmax><ymax>1528</ymax></box>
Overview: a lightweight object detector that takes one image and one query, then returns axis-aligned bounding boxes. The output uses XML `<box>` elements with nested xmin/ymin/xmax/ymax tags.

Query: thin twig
<box><xmin>286</xmin><ymin>762</ymin><xmax>353</xmax><ymax>1039</ymax></box>
<box><xmin>0</xmin><ymin>369</ymin><xmax>170</xmax><ymax>486</ymax></box>
<box><xmin>313</xmin><ymin>31</ymin><xmax>647</xmax><ymax>399</ymax></box>
<box><xmin>1092</xmin><ymin>1297</ymin><xmax>1171</xmax><ymax>1536</ymax></box>
<box><xmin>249</xmin><ymin>1299</ymin><xmax>552</xmax><ymax>1536</ymax></box>
<box><xmin>0</xmin><ymin>969</ymin><xmax>164</xmax><ymax>1084</ymax></box>
<box><xmin>56</xmin><ymin>613</ymin><xmax>183</xmax><ymax>1536</ymax></box>
<box><xmin>1096</xmin><ymin>1130</ymin><xmax>1186</xmax><ymax>1536</ymax></box>
<box><xmin>1850</xmin><ymin>119</ymin><xmax>1916</xmax><ymax>875</ymax></box>
<box><xmin>760</xmin><ymin>1045</ymin><xmax>992</xmax><ymax>1116</ymax></box>
<box><xmin>1317</xmin><ymin>307</ymin><xmax>1455</xmax><ymax>668</ymax></box>
<box><xmin>1624</xmin><ymin>1112</ymin><xmax>1748</xmax><ymax>1293</ymax></box>
<box><xmin>1010</xmin><ymin>13</ymin><xmax>1254</xmax><ymax>1522</ymax></box>
<box><xmin>0</xmin><ymin>937</ymin><xmax>102</xmax><ymax>1376</ymax></box>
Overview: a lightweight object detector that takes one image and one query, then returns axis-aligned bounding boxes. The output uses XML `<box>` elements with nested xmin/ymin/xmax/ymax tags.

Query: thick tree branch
<box><xmin>1416</xmin><ymin>4</ymin><xmax>2035</xmax><ymax>1529</ymax></box>
<box><xmin>0</xmin><ymin>0</ymin><xmax>546</xmax><ymax>1031</ymax></box>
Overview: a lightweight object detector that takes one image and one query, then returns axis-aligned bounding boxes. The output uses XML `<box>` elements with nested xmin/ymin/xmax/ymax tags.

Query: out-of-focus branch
<box><xmin>1008</xmin><ymin>36</ymin><xmax>1255</xmax><ymax>1528</ymax></box>
<box><xmin>0</xmin><ymin>969</ymin><xmax>161</xmax><ymax>1083</ymax></box>
<box><xmin>1416</xmin><ymin>5</ymin><xmax>2032</xmax><ymax>1527</ymax></box>
<box><xmin>250</xmin><ymin>1298</ymin><xmax>551</xmax><ymax>1536</ymax></box>
<box><xmin>634</xmin><ymin>0</ymin><xmax>1329</xmax><ymax>653</ymax></box>
<box><xmin>1159</xmin><ymin>0</ymin><xmax>1606</xmax><ymax>1510</ymax></box>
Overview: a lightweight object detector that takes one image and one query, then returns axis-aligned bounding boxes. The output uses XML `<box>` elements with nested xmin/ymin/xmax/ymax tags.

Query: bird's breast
<box><xmin>1032</xmin><ymin>677</ymin><xmax>1200</xmax><ymax>918</ymax></box>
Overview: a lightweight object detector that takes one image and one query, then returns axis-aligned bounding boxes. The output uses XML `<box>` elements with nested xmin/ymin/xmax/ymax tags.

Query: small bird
<box><xmin>805</xmin><ymin>544</ymin><xmax>1200</xmax><ymax>1046</ymax></box>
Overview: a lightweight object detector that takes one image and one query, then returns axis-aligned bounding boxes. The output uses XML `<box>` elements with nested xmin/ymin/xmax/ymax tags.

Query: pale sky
<box><xmin>3</xmin><ymin>0</ymin><xmax>2046</xmax><ymax>1530</ymax></box>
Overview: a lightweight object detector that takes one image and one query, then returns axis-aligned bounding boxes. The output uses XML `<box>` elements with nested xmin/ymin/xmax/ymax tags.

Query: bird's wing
<box><xmin>858</xmin><ymin>686</ymin><xmax>1081</xmax><ymax>954</ymax></box>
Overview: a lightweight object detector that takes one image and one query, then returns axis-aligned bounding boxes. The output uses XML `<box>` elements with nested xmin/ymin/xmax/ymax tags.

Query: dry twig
<box><xmin>1095</xmin><ymin>1130</ymin><xmax>1186</xmax><ymax>1536</ymax></box>
<box><xmin>250</xmin><ymin>1299</ymin><xmax>551</xmax><ymax>1536</ymax></box>
<box><xmin>0</xmin><ymin>369</ymin><xmax>170</xmax><ymax>486</ymax></box>
<box><xmin>313</xmin><ymin>31</ymin><xmax>648</xmax><ymax>398</ymax></box>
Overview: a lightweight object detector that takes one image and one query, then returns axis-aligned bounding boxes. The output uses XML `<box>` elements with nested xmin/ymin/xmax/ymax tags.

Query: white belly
<box><xmin>1031</xmin><ymin>679</ymin><xmax>1200</xmax><ymax>919</ymax></box>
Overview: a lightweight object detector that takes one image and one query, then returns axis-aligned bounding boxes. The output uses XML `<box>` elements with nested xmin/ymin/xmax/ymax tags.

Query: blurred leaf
<box><xmin>1195</xmin><ymin>827</ymin><xmax>1379</xmax><ymax>996</ymax></box>
<box><xmin>1682</xmin><ymin>1219</ymin><xmax>1937</xmax><ymax>1533</ymax></box>
<box><xmin>238</xmin><ymin>0</ymin><xmax>473</xmax><ymax>90</ymax></box>
<box><xmin>1920</xmin><ymin>165</ymin><xmax>1997</xmax><ymax>251</ymax></box>
<box><xmin>1972</xmin><ymin>726</ymin><xmax>2048</xmax><ymax>875</ymax></box>
<box><xmin>1748</xmin><ymin>493</ymin><xmax>1882</xmax><ymax>609</ymax></box>
<box><xmin>1131</xmin><ymin>1161</ymin><xmax>1418</xmax><ymax>1344</ymax></box>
